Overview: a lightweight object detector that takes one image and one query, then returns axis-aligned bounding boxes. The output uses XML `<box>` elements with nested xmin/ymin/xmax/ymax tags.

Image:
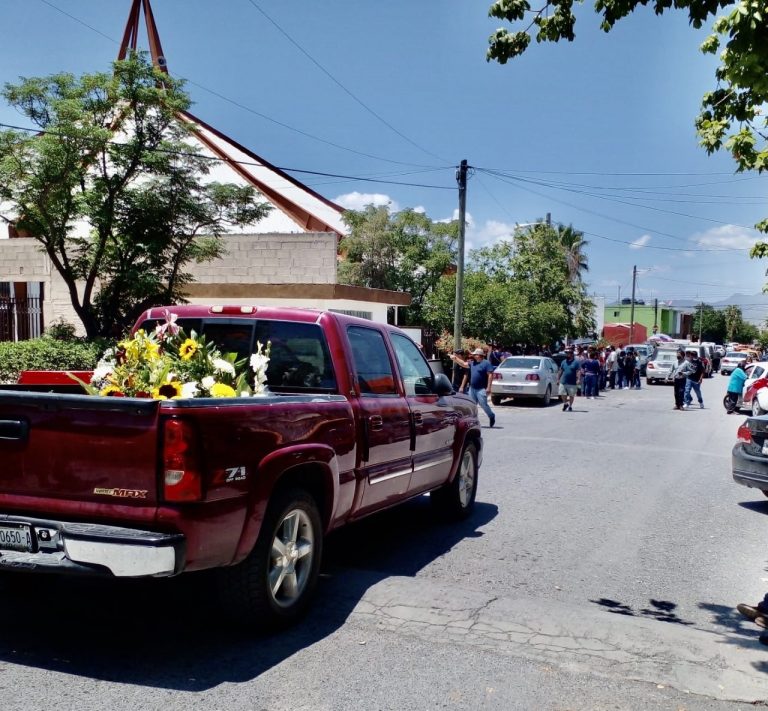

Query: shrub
<box><xmin>45</xmin><ymin>318</ymin><xmax>78</xmax><ymax>341</ymax></box>
<box><xmin>0</xmin><ymin>337</ymin><xmax>107</xmax><ymax>384</ymax></box>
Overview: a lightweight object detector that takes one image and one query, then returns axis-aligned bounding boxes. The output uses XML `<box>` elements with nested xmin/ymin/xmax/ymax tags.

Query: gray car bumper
<box><xmin>732</xmin><ymin>443</ymin><xmax>768</xmax><ymax>492</ymax></box>
<box><xmin>0</xmin><ymin>515</ymin><xmax>184</xmax><ymax>577</ymax></box>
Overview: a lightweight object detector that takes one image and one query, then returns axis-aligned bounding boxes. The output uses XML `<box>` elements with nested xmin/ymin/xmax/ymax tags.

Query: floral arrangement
<box><xmin>78</xmin><ymin>311</ymin><xmax>271</xmax><ymax>399</ymax></box>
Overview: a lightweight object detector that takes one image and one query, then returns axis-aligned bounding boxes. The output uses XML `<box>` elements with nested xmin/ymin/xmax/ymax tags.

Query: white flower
<box><xmin>91</xmin><ymin>365</ymin><xmax>113</xmax><ymax>384</ymax></box>
<box><xmin>213</xmin><ymin>358</ymin><xmax>236</xmax><ymax>376</ymax></box>
<box><xmin>202</xmin><ymin>376</ymin><xmax>216</xmax><ymax>391</ymax></box>
<box><xmin>181</xmin><ymin>381</ymin><xmax>200</xmax><ymax>398</ymax></box>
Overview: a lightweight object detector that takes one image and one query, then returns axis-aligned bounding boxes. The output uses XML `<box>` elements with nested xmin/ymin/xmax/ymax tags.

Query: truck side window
<box><xmin>347</xmin><ymin>326</ymin><xmax>397</xmax><ymax>395</ymax></box>
<box><xmin>390</xmin><ymin>333</ymin><xmax>434</xmax><ymax>396</ymax></box>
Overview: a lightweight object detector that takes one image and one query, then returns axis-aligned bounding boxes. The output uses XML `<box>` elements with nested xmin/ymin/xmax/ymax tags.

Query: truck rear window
<box><xmin>138</xmin><ymin>318</ymin><xmax>337</xmax><ymax>394</ymax></box>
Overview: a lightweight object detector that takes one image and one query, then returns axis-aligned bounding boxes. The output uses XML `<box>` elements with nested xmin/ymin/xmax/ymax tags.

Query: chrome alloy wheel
<box><xmin>457</xmin><ymin>448</ymin><xmax>476</xmax><ymax>508</ymax></box>
<box><xmin>269</xmin><ymin>508</ymin><xmax>315</xmax><ymax>607</ymax></box>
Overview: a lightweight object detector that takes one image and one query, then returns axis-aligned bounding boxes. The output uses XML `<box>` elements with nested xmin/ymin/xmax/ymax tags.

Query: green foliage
<box><xmin>691</xmin><ymin>304</ymin><xmax>727</xmax><ymax>342</ymax></box>
<box><xmin>0</xmin><ymin>53</ymin><xmax>270</xmax><ymax>338</ymax></box>
<box><xmin>0</xmin><ymin>337</ymin><xmax>105</xmax><ymax>383</ymax></box>
<box><xmin>45</xmin><ymin>318</ymin><xmax>77</xmax><ymax>341</ymax></box>
<box><xmin>486</xmin><ymin>0</ymin><xmax>768</xmax><ymax>274</ymax></box>
<box><xmin>423</xmin><ymin>222</ymin><xmax>595</xmax><ymax>347</ymax></box>
<box><xmin>338</xmin><ymin>205</ymin><xmax>457</xmax><ymax>325</ymax></box>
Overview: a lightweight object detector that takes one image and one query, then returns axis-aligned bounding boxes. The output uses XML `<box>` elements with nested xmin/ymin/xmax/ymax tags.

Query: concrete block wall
<box><xmin>187</xmin><ymin>233</ymin><xmax>338</xmax><ymax>285</ymax></box>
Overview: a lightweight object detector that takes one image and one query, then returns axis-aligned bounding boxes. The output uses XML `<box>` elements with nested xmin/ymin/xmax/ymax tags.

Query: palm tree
<box><xmin>554</xmin><ymin>224</ymin><xmax>589</xmax><ymax>284</ymax></box>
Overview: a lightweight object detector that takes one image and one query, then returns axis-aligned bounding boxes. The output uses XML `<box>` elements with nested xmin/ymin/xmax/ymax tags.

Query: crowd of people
<box><xmin>448</xmin><ymin>343</ymin><xmax>712</xmax><ymax>425</ymax></box>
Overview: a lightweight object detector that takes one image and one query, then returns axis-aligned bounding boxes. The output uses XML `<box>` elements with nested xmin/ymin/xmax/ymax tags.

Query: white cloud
<box><xmin>413</xmin><ymin>205</ymin><xmax>426</xmax><ymax>214</ymax></box>
<box><xmin>629</xmin><ymin>234</ymin><xmax>652</xmax><ymax>250</ymax></box>
<box><xmin>691</xmin><ymin>224</ymin><xmax>760</xmax><ymax>250</ymax></box>
<box><xmin>333</xmin><ymin>192</ymin><xmax>400</xmax><ymax>212</ymax></box>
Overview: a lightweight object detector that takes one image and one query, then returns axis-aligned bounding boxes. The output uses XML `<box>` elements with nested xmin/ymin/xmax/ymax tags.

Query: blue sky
<box><xmin>0</xmin><ymin>0</ymin><xmax>765</xmax><ymax>305</ymax></box>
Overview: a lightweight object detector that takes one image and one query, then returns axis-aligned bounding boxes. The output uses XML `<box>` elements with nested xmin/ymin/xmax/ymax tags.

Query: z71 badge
<box><xmin>214</xmin><ymin>466</ymin><xmax>248</xmax><ymax>484</ymax></box>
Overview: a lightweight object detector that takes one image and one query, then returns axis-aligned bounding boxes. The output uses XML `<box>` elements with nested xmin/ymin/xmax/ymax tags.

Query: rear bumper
<box><xmin>732</xmin><ymin>443</ymin><xmax>768</xmax><ymax>491</ymax></box>
<box><xmin>0</xmin><ymin>515</ymin><xmax>185</xmax><ymax>577</ymax></box>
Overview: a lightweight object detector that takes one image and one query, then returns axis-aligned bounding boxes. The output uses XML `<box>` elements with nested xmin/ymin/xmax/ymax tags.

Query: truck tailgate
<box><xmin>0</xmin><ymin>391</ymin><xmax>161</xmax><ymax>507</ymax></box>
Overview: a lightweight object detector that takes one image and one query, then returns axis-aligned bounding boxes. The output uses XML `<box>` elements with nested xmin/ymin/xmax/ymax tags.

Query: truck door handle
<box><xmin>0</xmin><ymin>419</ymin><xmax>29</xmax><ymax>441</ymax></box>
<box><xmin>369</xmin><ymin>415</ymin><xmax>383</xmax><ymax>432</ymax></box>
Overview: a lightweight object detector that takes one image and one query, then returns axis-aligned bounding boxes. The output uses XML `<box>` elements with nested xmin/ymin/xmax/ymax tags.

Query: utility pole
<box><xmin>653</xmin><ymin>298</ymin><xmax>658</xmax><ymax>334</ymax></box>
<box><xmin>629</xmin><ymin>265</ymin><xmax>637</xmax><ymax>343</ymax></box>
<box><xmin>617</xmin><ymin>285</ymin><xmax>621</xmax><ymax>305</ymax></box>
<box><xmin>452</xmin><ymin>159</ymin><xmax>468</xmax><ymax>381</ymax></box>
<box><xmin>546</xmin><ymin>212</ymin><xmax>552</xmax><ymax>227</ymax></box>
<box><xmin>698</xmin><ymin>301</ymin><xmax>704</xmax><ymax>342</ymax></box>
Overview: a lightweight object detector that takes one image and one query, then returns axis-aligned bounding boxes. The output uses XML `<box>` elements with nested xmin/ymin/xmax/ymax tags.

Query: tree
<box><xmin>423</xmin><ymin>224</ymin><xmax>595</xmax><ymax>346</ymax></box>
<box><xmin>722</xmin><ymin>304</ymin><xmax>758</xmax><ymax>342</ymax></box>
<box><xmin>554</xmin><ymin>223</ymin><xmax>589</xmax><ymax>284</ymax></box>
<box><xmin>691</xmin><ymin>304</ymin><xmax>727</xmax><ymax>342</ymax></box>
<box><xmin>0</xmin><ymin>54</ymin><xmax>270</xmax><ymax>338</ymax></box>
<box><xmin>485</xmin><ymin>0</ymin><xmax>768</xmax><ymax>244</ymax></box>
<box><xmin>338</xmin><ymin>205</ymin><xmax>458</xmax><ymax>325</ymax></box>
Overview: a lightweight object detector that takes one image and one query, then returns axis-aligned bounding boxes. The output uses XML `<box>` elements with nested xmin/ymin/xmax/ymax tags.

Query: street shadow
<box><xmin>0</xmin><ymin>497</ymin><xmax>497</xmax><ymax>692</ymax></box>
<box><xmin>738</xmin><ymin>500</ymin><xmax>768</xmax><ymax>515</ymax></box>
<box><xmin>589</xmin><ymin>597</ymin><xmax>694</xmax><ymax>625</ymax></box>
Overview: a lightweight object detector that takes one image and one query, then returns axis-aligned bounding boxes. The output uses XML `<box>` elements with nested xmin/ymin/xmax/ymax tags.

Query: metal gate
<box><xmin>0</xmin><ymin>297</ymin><xmax>44</xmax><ymax>342</ymax></box>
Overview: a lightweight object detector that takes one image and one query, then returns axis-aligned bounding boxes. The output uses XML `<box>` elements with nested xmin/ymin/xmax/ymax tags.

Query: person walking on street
<box><xmin>725</xmin><ymin>361</ymin><xmax>748</xmax><ymax>414</ymax></box>
<box><xmin>450</xmin><ymin>348</ymin><xmax>496</xmax><ymax>427</ymax></box>
<box><xmin>557</xmin><ymin>348</ymin><xmax>581</xmax><ymax>412</ymax></box>
<box><xmin>666</xmin><ymin>349</ymin><xmax>687</xmax><ymax>410</ymax></box>
<box><xmin>623</xmin><ymin>348</ymin><xmax>637</xmax><ymax>390</ymax></box>
<box><xmin>607</xmin><ymin>346</ymin><xmax>618</xmax><ymax>389</ymax></box>
<box><xmin>616</xmin><ymin>348</ymin><xmax>626</xmax><ymax>389</ymax></box>
<box><xmin>581</xmin><ymin>348</ymin><xmax>601</xmax><ymax>399</ymax></box>
<box><xmin>451</xmin><ymin>349</ymin><xmax>470</xmax><ymax>394</ymax></box>
<box><xmin>683</xmin><ymin>349</ymin><xmax>705</xmax><ymax>409</ymax></box>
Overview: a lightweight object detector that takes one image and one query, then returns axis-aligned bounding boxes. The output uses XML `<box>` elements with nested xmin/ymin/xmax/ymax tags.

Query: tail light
<box><xmin>647</xmin><ymin>363</ymin><xmax>655</xmax><ymax>369</ymax></box>
<box><xmin>492</xmin><ymin>372</ymin><xmax>502</xmax><ymax>380</ymax></box>
<box><xmin>737</xmin><ymin>422</ymin><xmax>752</xmax><ymax>444</ymax></box>
<box><xmin>525</xmin><ymin>373</ymin><xmax>540</xmax><ymax>381</ymax></box>
<box><xmin>162</xmin><ymin>418</ymin><xmax>203</xmax><ymax>502</ymax></box>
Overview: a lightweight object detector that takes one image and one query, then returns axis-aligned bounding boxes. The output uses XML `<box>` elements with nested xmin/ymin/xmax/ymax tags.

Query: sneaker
<box><xmin>567</xmin><ymin>405</ymin><xmax>573</xmax><ymax>412</ymax></box>
<box><xmin>682</xmin><ymin>404</ymin><xmax>688</xmax><ymax>409</ymax></box>
<box><xmin>562</xmin><ymin>403</ymin><xmax>568</xmax><ymax>411</ymax></box>
<box><xmin>700</xmin><ymin>403</ymin><xmax>705</xmax><ymax>409</ymax></box>
<box><xmin>489</xmin><ymin>416</ymin><xmax>495</xmax><ymax>428</ymax></box>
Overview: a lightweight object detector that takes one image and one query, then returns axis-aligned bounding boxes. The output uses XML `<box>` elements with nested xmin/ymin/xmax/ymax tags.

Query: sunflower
<box><xmin>179</xmin><ymin>338</ymin><xmax>199</xmax><ymax>361</ymax></box>
<box><xmin>99</xmin><ymin>384</ymin><xmax>125</xmax><ymax>397</ymax></box>
<box><xmin>209</xmin><ymin>382</ymin><xmax>236</xmax><ymax>398</ymax></box>
<box><xmin>152</xmin><ymin>381</ymin><xmax>183</xmax><ymax>400</ymax></box>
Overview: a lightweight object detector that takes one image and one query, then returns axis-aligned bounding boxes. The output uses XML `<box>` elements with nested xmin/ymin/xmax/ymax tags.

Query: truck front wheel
<box><xmin>430</xmin><ymin>442</ymin><xmax>478</xmax><ymax>520</ymax></box>
<box><xmin>217</xmin><ymin>487</ymin><xmax>323</xmax><ymax>629</ymax></box>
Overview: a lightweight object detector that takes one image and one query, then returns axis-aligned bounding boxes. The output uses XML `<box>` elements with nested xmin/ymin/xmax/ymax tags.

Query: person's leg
<box><xmin>726</xmin><ymin>391</ymin><xmax>738</xmax><ymax>413</ymax></box>
<box><xmin>474</xmin><ymin>387</ymin><xmax>495</xmax><ymax>426</ymax></box>
<box><xmin>674</xmin><ymin>381</ymin><xmax>685</xmax><ymax>409</ymax></box>
<box><xmin>683</xmin><ymin>379</ymin><xmax>693</xmax><ymax>406</ymax></box>
<box><xmin>693</xmin><ymin>381</ymin><xmax>703</xmax><ymax>406</ymax></box>
<box><xmin>609</xmin><ymin>370</ymin><xmax>616</xmax><ymax>389</ymax></box>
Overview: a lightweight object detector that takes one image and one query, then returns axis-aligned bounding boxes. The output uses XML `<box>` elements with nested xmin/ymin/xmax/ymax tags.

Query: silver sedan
<box><xmin>490</xmin><ymin>356</ymin><xmax>559</xmax><ymax>406</ymax></box>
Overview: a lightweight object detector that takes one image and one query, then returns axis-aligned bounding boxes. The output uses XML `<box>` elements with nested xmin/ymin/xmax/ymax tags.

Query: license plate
<box><xmin>0</xmin><ymin>524</ymin><xmax>33</xmax><ymax>552</ymax></box>
<box><xmin>503</xmin><ymin>385</ymin><xmax>522</xmax><ymax>390</ymax></box>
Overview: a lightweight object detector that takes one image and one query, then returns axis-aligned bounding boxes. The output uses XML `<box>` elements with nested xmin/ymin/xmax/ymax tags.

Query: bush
<box><xmin>45</xmin><ymin>318</ymin><xmax>78</xmax><ymax>341</ymax></box>
<box><xmin>0</xmin><ymin>337</ymin><xmax>107</xmax><ymax>384</ymax></box>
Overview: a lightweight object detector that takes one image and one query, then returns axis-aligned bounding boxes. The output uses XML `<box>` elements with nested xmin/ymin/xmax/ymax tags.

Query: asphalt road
<box><xmin>1</xmin><ymin>375</ymin><xmax>767</xmax><ymax>710</ymax></box>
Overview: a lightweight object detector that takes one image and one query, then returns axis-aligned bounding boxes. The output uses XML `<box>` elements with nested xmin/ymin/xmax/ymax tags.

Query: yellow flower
<box><xmin>144</xmin><ymin>341</ymin><xmax>161</xmax><ymax>361</ymax></box>
<box><xmin>209</xmin><ymin>382</ymin><xmax>236</xmax><ymax>398</ymax></box>
<box><xmin>152</xmin><ymin>381</ymin><xmax>183</xmax><ymax>400</ymax></box>
<box><xmin>179</xmin><ymin>338</ymin><xmax>199</xmax><ymax>361</ymax></box>
<box><xmin>99</xmin><ymin>384</ymin><xmax>125</xmax><ymax>397</ymax></box>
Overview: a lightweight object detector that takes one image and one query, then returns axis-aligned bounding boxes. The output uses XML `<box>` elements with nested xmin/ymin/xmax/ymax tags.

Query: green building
<box><xmin>603</xmin><ymin>303</ymin><xmax>690</xmax><ymax>338</ymax></box>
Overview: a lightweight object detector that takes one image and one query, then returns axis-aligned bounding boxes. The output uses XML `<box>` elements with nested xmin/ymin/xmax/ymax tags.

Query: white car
<box><xmin>740</xmin><ymin>362</ymin><xmax>768</xmax><ymax>415</ymax></box>
<box><xmin>490</xmin><ymin>356</ymin><xmax>559</xmax><ymax>406</ymax></box>
<box><xmin>645</xmin><ymin>348</ymin><xmax>680</xmax><ymax>384</ymax></box>
<box><xmin>720</xmin><ymin>351</ymin><xmax>748</xmax><ymax>376</ymax></box>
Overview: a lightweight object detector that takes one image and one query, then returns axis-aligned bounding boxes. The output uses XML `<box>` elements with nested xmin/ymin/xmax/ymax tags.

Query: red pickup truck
<box><xmin>0</xmin><ymin>305</ymin><xmax>482</xmax><ymax>628</ymax></box>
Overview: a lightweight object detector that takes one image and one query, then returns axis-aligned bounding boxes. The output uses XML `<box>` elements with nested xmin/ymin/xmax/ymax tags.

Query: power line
<box><xmin>244</xmin><ymin>0</ymin><xmax>447</xmax><ymax>163</ymax></box>
<box><xmin>0</xmin><ymin>121</ymin><xmax>455</xmax><ymax>190</ymax></box>
<box><xmin>34</xmin><ymin>0</ymin><xmax>442</xmax><ymax>170</ymax></box>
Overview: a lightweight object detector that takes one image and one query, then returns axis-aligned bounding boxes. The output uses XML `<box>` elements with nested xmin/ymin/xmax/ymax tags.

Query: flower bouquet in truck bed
<box><xmin>75</xmin><ymin>312</ymin><xmax>270</xmax><ymax>399</ymax></box>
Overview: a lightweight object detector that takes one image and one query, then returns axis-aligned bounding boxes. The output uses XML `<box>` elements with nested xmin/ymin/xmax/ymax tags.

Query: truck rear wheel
<box><xmin>217</xmin><ymin>487</ymin><xmax>323</xmax><ymax>630</ymax></box>
<box><xmin>430</xmin><ymin>442</ymin><xmax>478</xmax><ymax>520</ymax></box>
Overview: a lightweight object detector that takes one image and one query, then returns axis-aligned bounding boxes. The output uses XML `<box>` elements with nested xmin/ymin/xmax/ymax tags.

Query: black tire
<box><xmin>648</xmin><ymin>378</ymin><xmax>655</xmax><ymax>385</ymax></box>
<box><xmin>723</xmin><ymin>394</ymin><xmax>731</xmax><ymax>411</ymax></box>
<box><xmin>491</xmin><ymin>395</ymin><xmax>502</xmax><ymax>406</ymax></box>
<box><xmin>216</xmin><ymin>487</ymin><xmax>323</xmax><ymax>630</ymax></box>
<box><xmin>539</xmin><ymin>385</ymin><xmax>552</xmax><ymax>406</ymax></box>
<box><xmin>431</xmin><ymin>442</ymin><xmax>478</xmax><ymax>520</ymax></box>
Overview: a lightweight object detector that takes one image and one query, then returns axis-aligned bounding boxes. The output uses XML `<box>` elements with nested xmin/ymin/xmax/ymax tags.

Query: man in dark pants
<box><xmin>666</xmin><ymin>350</ymin><xmax>687</xmax><ymax>410</ymax></box>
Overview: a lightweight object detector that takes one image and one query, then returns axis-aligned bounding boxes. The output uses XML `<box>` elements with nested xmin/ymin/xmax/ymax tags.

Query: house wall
<box><xmin>603</xmin><ymin>305</ymin><xmax>681</xmax><ymax>337</ymax></box>
<box><xmin>0</xmin><ymin>232</ymin><xmax>339</xmax><ymax>335</ymax></box>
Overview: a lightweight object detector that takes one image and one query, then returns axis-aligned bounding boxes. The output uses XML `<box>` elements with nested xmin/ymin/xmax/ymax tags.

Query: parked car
<box><xmin>720</xmin><ymin>351</ymin><xmax>749</xmax><ymax>375</ymax></box>
<box><xmin>741</xmin><ymin>362</ymin><xmax>768</xmax><ymax>415</ymax></box>
<box><xmin>625</xmin><ymin>343</ymin><xmax>653</xmax><ymax>376</ymax></box>
<box><xmin>0</xmin><ymin>305</ymin><xmax>482</xmax><ymax>629</ymax></box>
<box><xmin>645</xmin><ymin>348</ymin><xmax>680</xmax><ymax>384</ymax></box>
<box><xmin>732</xmin><ymin>415</ymin><xmax>768</xmax><ymax>498</ymax></box>
<box><xmin>490</xmin><ymin>355</ymin><xmax>558</xmax><ymax>406</ymax></box>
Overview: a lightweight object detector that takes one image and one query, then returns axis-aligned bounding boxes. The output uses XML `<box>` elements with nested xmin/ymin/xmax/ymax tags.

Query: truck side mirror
<box><xmin>433</xmin><ymin>373</ymin><xmax>453</xmax><ymax>396</ymax></box>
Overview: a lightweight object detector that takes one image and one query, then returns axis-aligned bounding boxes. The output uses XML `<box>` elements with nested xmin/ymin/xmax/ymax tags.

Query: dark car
<box><xmin>732</xmin><ymin>415</ymin><xmax>768</xmax><ymax>498</ymax></box>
